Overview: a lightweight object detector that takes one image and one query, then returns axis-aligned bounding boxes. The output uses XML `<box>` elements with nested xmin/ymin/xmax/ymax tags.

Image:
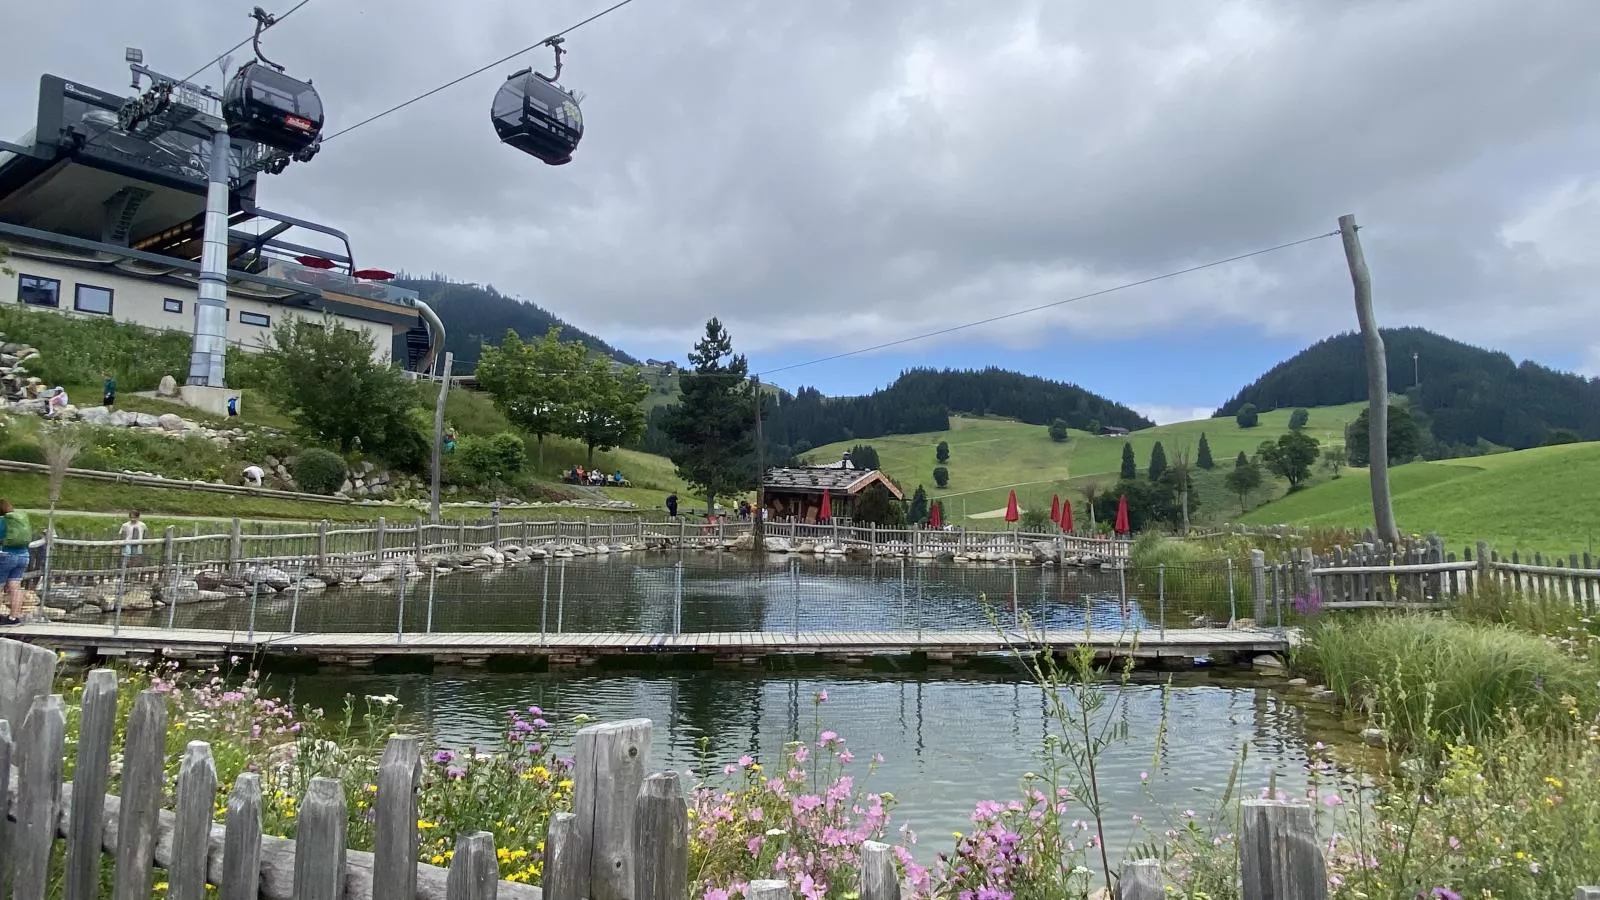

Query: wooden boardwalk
<box><xmin>3</xmin><ymin>623</ymin><xmax>1290</xmax><ymax>664</ymax></box>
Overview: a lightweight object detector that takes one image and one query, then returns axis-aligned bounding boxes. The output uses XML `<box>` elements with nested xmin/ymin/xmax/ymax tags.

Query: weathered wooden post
<box><xmin>1239</xmin><ymin>800</ymin><xmax>1326</xmax><ymax>900</ymax></box>
<box><xmin>221</xmin><ymin>774</ymin><xmax>264</xmax><ymax>900</ymax></box>
<box><xmin>171</xmin><ymin>742</ymin><xmax>218</xmax><ymax>900</ymax></box>
<box><xmin>747</xmin><ymin>881</ymin><xmax>792</xmax><ymax>900</ymax></box>
<box><xmin>113</xmin><ymin>689</ymin><xmax>169</xmax><ymax>900</ymax></box>
<box><xmin>860</xmin><ymin>841</ymin><xmax>900</xmax><ymax>900</ymax></box>
<box><xmin>229</xmin><ymin>517</ymin><xmax>244</xmax><ymax>574</ymax></box>
<box><xmin>544</xmin><ymin>812</ymin><xmax>581</xmax><ymax>900</ymax></box>
<box><xmin>633</xmin><ymin>772</ymin><xmax>689</xmax><ymax>900</ymax></box>
<box><xmin>317</xmin><ymin>519</ymin><xmax>330</xmax><ymax>572</ymax></box>
<box><xmin>1116</xmin><ymin>859</ymin><xmax>1165</xmax><ymax>900</ymax></box>
<box><xmin>573</xmin><ymin>718</ymin><xmax>653</xmax><ymax>900</ymax></box>
<box><xmin>446</xmin><ymin>831</ymin><xmax>501</xmax><ymax>900</ymax></box>
<box><xmin>65</xmin><ymin>669</ymin><xmax>117</xmax><ymax>900</ymax></box>
<box><xmin>1574</xmin><ymin>888</ymin><xmax>1600</xmax><ymax>899</ymax></box>
<box><xmin>375</xmin><ymin>734</ymin><xmax>423</xmax><ymax>900</ymax></box>
<box><xmin>376</xmin><ymin>516</ymin><xmax>388</xmax><ymax>563</ymax></box>
<box><xmin>1250</xmin><ymin>549</ymin><xmax>1267</xmax><ymax>621</ymax></box>
<box><xmin>295</xmin><ymin>777</ymin><xmax>349</xmax><ymax>900</ymax></box>
<box><xmin>13</xmin><ymin>695</ymin><xmax>66</xmax><ymax>899</ymax></box>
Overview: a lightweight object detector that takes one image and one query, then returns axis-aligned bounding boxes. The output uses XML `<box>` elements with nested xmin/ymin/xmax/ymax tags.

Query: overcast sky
<box><xmin>7</xmin><ymin>0</ymin><xmax>1600</xmax><ymax>422</ymax></box>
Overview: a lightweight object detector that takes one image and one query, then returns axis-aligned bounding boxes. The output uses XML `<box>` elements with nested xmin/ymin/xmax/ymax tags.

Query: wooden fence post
<box><xmin>375</xmin><ymin>734</ymin><xmax>423</xmax><ymax>900</ymax></box>
<box><xmin>221</xmin><ymin>773</ymin><xmax>264</xmax><ymax>900</ymax></box>
<box><xmin>0</xmin><ymin>639</ymin><xmax>59</xmax><ymax>733</ymax></box>
<box><xmin>171</xmin><ymin>741</ymin><xmax>218</xmax><ymax>900</ymax></box>
<box><xmin>229</xmin><ymin>517</ymin><xmax>243</xmax><ymax>574</ymax></box>
<box><xmin>294</xmin><ymin>777</ymin><xmax>349</xmax><ymax>900</ymax></box>
<box><xmin>860</xmin><ymin>841</ymin><xmax>900</xmax><ymax>900</ymax></box>
<box><xmin>1116</xmin><ymin>859</ymin><xmax>1165</xmax><ymax>900</ymax></box>
<box><xmin>633</xmin><ymin>772</ymin><xmax>688</xmax><ymax>900</ymax></box>
<box><xmin>66</xmin><ymin>668</ymin><xmax>117</xmax><ymax>900</ymax></box>
<box><xmin>446</xmin><ymin>831</ymin><xmax>501</xmax><ymax>900</ymax></box>
<box><xmin>317</xmin><ymin>520</ymin><xmax>330</xmax><ymax>572</ymax></box>
<box><xmin>113</xmin><ymin>689</ymin><xmax>170</xmax><ymax>900</ymax></box>
<box><xmin>13</xmin><ymin>694</ymin><xmax>66</xmax><ymax>899</ymax></box>
<box><xmin>543</xmin><ymin>812</ymin><xmax>581</xmax><ymax>900</ymax></box>
<box><xmin>1250</xmin><ymin>549</ymin><xmax>1267</xmax><ymax>620</ymax></box>
<box><xmin>376</xmin><ymin>517</ymin><xmax>388</xmax><ymax>563</ymax></box>
<box><xmin>1239</xmin><ymin>800</ymin><xmax>1326</xmax><ymax>900</ymax></box>
<box><xmin>1574</xmin><ymin>888</ymin><xmax>1600</xmax><ymax>899</ymax></box>
<box><xmin>573</xmin><ymin>718</ymin><xmax>653</xmax><ymax>900</ymax></box>
<box><xmin>747</xmin><ymin>881</ymin><xmax>792</xmax><ymax>900</ymax></box>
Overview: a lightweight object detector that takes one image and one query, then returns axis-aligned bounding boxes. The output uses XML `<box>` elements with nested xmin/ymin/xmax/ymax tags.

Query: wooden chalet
<box><xmin>763</xmin><ymin>455</ymin><xmax>905</xmax><ymax>523</ymax></box>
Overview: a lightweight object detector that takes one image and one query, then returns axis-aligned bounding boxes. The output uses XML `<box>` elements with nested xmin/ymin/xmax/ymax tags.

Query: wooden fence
<box><xmin>2</xmin><ymin>638</ymin><xmax>1595</xmax><ymax>899</ymax></box>
<box><xmin>1305</xmin><ymin>537</ymin><xmax>1600</xmax><ymax>611</ymax></box>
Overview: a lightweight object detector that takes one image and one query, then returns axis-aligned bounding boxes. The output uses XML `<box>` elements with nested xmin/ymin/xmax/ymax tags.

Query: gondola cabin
<box><xmin>491</xmin><ymin>68</ymin><xmax>583</xmax><ymax>166</ymax></box>
<box><xmin>222</xmin><ymin>61</ymin><xmax>324</xmax><ymax>153</ymax></box>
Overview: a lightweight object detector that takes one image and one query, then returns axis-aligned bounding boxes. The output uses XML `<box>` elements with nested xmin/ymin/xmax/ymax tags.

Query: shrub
<box><xmin>292</xmin><ymin>447</ymin><xmax>347</xmax><ymax>495</ymax></box>
<box><xmin>1235</xmin><ymin>403</ymin><xmax>1259</xmax><ymax>428</ymax></box>
<box><xmin>1047</xmin><ymin>419</ymin><xmax>1068</xmax><ymax>442</ymax></box>
<box><xmin>932</xmin><ymin>466</ymin><xmax>949</xmax><ymax>488</ymax></box>
<box><xmin>486</xmin><ymin>432</ymin><xmax>527</xmax><ymax>474</ymax></box>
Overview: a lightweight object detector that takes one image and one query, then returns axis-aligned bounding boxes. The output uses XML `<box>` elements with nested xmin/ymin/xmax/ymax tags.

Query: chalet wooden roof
<box><xmin>763</xmin><ymin>466</ymin><xmax>905</xmax><ymax>500</ymax></box>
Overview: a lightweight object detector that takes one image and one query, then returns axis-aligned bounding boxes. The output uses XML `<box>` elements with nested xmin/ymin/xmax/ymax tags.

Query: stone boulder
<box><xmin>157</xmin><ymin>374</ymin><xmax>179</xmax><ymax>397</ymax></box>
<box><xmin>157</xmin><ymin>413</ymin><xmax>187</xmax><ymax>432</ymax></box>
<box><xmin>77</xmin><ymin>406</ymin><xmax>114</xmax><ymax>426</ymax></box>
<box><xmin>242</xmin><ymin>566</ymin><xmax>293</xmax><ymax>591</ymax></box>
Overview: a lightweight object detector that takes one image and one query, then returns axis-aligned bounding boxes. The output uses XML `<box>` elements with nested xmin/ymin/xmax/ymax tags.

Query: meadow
<box><xmin>812</xmin><ymin>403</ymin><xmax>1363</xmax><ymax>525</ymax></box>
<box><xmin>1240</xmin><ymin>440</ymin><xmax>1600</xmax><ymax>556</ymax></box>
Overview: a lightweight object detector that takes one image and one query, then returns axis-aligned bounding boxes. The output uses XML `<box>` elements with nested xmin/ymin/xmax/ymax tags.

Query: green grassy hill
<box><xmin>813</xmin><ymin>403</ymin><xmax>1364</xmax><ymax>524</ymax></box>
<box><xmin>1239</xmin><ymin>441</ymin><xmax>1600</xmax><ymax>556</ymax></box>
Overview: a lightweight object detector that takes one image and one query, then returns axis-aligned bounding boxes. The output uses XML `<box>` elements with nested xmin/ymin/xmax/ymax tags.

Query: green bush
<box><xmin>933</xmin><ymin>466</ymin><xmax>949</xmax><ymax>488</ymax></box>
<box><xmin>453</xmin><ymin>431</ymin><xmax>526</xmax><ymax>486</ymax></box>
<box><xmin>486</xmin><ymin>432</ymin><xmax>526</xmax><ymax>474</ymax></box>
<box><xmin>291</xmin><ymin>448</ymin><xmax>347</xmax><ymax>495</ymax></box>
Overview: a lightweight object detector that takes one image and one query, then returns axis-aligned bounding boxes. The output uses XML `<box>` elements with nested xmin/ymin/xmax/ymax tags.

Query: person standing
<box><xmin>666</xmin><ymin>492</ymin><xmax>679</xmax><ymax>520</ymax></box>
<box><xmin>0</xmin><ymin>499</ymin><xmax>32</xmax><ymax>626</ymax></box>
<box><xmin>103</xmin><ymin>372</ymin><xmax>117</xmax><ymax>408</ymax></box>
<box><xmin>118</xmin><ymin>509</ymin><xmax>147</xmax><ymax>564</ymax></box>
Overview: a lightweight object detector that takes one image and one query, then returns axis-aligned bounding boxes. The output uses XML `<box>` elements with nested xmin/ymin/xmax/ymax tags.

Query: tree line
<box><xmin>1215</xmin><ymin>326</ymin><xmax>1600</xmax><ymax>451</ymax></box>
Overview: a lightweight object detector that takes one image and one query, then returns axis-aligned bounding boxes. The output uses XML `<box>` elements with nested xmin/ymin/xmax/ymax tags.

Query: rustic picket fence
<box><xmin>1305</xmin><ymin>536</ymin><xmax>1600</xmax><ymax>611</ymax></box>
<box><xmin>6</xmin><ymin>637</ymin><xmax>1590</xmax><ymax>899</ymax></box>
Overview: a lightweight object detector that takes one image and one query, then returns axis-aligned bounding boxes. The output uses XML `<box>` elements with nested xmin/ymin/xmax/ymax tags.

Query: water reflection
<box><xmin>276</xmin><ymin>668</ymin><xmax>1322</xmax><ymax>857</ymax></box>
<box><xmin>127</xmin><ymin>555</ymin><xmax>1223</xmax><ymax>635</ymax></box>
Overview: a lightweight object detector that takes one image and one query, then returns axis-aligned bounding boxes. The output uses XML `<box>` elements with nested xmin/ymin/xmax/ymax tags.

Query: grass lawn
<box><xmin>1239</xmin><ymin>441</ymin><xmax>1600</xmax><ymax>556</ymax></box>
<box><xmin>813</xmin><ymin>403</ymin><xmax>1363</xmax><ymax>526</ymax></box>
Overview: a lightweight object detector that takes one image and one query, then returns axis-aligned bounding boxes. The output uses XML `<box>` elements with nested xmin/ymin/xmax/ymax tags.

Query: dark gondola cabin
<box><xmin>491</xmin><ymin>68</ymin><xmax>583</xmax><ymax>166</ymax></box>
<box><xmin>222</xmin><ymin>61</ymin><xmax>324</xmax><ymax>153</ymax></box>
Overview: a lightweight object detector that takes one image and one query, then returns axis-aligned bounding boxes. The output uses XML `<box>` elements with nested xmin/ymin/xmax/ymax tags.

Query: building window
<box><xmin>163</xmin><ymin>298</ymin><xmax>184</xmax><ymax>314</ymax></box>
<box><xmin>17</xmin><ymin>275</ymin><xmax>60</xmax><ymax>307</ymax></box>
<box><xmin>239</xmin><ymin>311</ymin><xmax>271</xmax><ymax>327</ymax></box>
<box><xmin>74</xmin><ymin>284</ymin><xmax>114</xmax><ymax>316</ymax></box>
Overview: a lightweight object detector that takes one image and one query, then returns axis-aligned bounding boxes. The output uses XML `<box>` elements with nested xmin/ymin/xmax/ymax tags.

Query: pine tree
<box><xmin>1234</xmin><ymin>450</ymin><xmax>1249</xmax><ymax>469</ymax></box>
<box><xmin>1120</xmin><ymin>442</ymin><xmax>1137</xmax><ymax>479</ymax></box>
<box><xmin>1196</xmin><ymin>433</ymin><xmax>1215</xmax><ymax>470</ymax></box>
<box><xmin>1148</xmin><ymin>441</ymin><xmax>1167</xmax><ymax>482</ymax></box>
<box><xmin>661</xmin><ymin>318</ymin><xmax>757</xmax><ymax>514</ymax></box>
<box><xmin>909</xmin><ymin>485</ymin><xmax>929</xmax><ymax>525</ymax></box>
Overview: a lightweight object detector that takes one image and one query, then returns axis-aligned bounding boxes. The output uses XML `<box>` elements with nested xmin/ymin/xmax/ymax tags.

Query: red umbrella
<box><xmin>1049</xmin><ymin>494</ymin><xmax>1061</xmax><ymax>524</ymax></box>
<box><xmin>928</xmin><ymin>501</ymin><xmax>942</xmax><ymax>529</ymax></box>
<box><xmin>1059</xmin><ymin>499</ymin><xmax>1073</xmax><ymax>533</ymax></box>
<box><xmin>352</xmin><ymin>268</ymin><xmax>395</xmax><ymax>281</ymax></box>
<box><xmin>819</xmin><ymin>489</ymin><xmax>832</xmax><ymax>522</ymax></box>
<box><xmin>294</xmin><ymin>255</ymin><xmax>336</xmax><ymax>269</ymax></box>
<box><xmin>1004</xmin><ymin>490</ymin><xmax>1020</xmax><ymax>523</ymax></box>
<box><xmin>1114</xmin><ymin>494</ymin><xmax>1131</xmax><ymax>535</ymax></box>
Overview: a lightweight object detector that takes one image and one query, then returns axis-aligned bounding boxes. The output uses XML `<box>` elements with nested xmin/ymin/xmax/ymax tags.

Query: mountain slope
<box><xmin>395</xmin><ymin>275</ymin><xmax>638</xmax><ymax>371</ymax></box>
<box><xmin>1216</xmin><ymin>327</ymin><xmax>1600</xmax><ymax>449</ymax></box>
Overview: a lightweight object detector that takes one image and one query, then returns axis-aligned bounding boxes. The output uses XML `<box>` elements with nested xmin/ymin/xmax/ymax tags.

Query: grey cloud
<box><xmin>6</xmin><ymin>0</ymin><xmax>1600</xmax><ymax>370</ymax></box>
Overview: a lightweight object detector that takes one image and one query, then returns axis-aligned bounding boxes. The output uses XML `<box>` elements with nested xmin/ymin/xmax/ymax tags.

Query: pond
<box><xmin>123</xmin><ymin>553</ymin><xmax>1245</xmax><ymax>635</ymax></box>
<box><xmin>275</xmin><ymin>667</ymin><xmax>1340</xmax><ymax>860</ymax></box>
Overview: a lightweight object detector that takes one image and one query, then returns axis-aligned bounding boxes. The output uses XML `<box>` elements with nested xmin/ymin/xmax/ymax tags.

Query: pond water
<box><xmin>124</xmin><ymin>554</ymin><xmax>1242</xmax><ymax>635</ymax></box>
<box><xmin>275</xmin><ymin>667</ymin><xmax>1338</xmax><ymax>860</ymax></box>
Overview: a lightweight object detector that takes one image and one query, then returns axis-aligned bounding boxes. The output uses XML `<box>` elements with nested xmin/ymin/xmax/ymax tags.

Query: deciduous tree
<box><xmin>936</xmin><ymin>441</ymin><xmax>950</xmax><ymax>464</ymax></box>
<box><xmin>1048</xmin><ymin>418</ymin><xmax>1069</xmax><ymax>442</ymax></box>
<box><xmin>569</xmin><ymin>357</ymin><xmax>649</xmax><ymax>465</ymax></box>
<box><xmin>1224</xmin><ymin>461</ymin><xmax>1262</xmax><ymax>512</ymax></box>
<box><xmin>475</xmin><ymin>327</ymin><xmax>586</xmax><ymax>468</ymax></box>
<box><xmin>1258</xmin><ymin>431</ymin><xmax>1321</xmax><ymax>491</ymax></box>
<box><xmin>1236</xmin><ymin>403</ymin><xmax>1260</xmax><ymax>428</ymax></box>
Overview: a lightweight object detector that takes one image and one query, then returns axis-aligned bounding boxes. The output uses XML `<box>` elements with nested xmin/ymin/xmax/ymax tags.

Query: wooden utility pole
<box><xmin>1339</xmin><ymin>215</ymin><xmax>1399</xmax><ymax>543</ymax></box>
<box><xmin>752</xmin><ymin>375</ymin><xmax>765</xmax><ymax>548</ymax></box>
<box><xmin>429</xmin><ymin>352</ymin><xmax>454</xmax><ymax>526</ymax></box>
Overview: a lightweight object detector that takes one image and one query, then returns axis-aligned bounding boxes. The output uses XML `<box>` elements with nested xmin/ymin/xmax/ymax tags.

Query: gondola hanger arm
<box><xmin>249</xmin><ymin>6</ymin><xmax>287</xmax><ymax>72</ymax></box>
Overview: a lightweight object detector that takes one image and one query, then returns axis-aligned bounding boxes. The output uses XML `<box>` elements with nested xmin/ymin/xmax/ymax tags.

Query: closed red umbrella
<box><xmin>928</xmin><ymin>501</ymin><xmax>942</xmax><ymax>529</ymax></box>
<box><xmin>1059</xmin><ymin>499</ymin><xmax>1073</xmax><ymax>533</ymax></box>
<box><xmin>1004</xmin><ymin>490</ymin><xmax>1020</xmax><ymax>523</ymax></box>
<box><xmin>1114</xmin><ymin>494</ymin><xmax>1130</xmax><ymax>534</ymax></box>
<box><xmin>1050</xmin><ymin>494</ymin><xmax>1060</xmax><ymax>524</ymax></box>
<box><xmin>819</xmin><ymin>489</ymin><xmax>832</xmax><ymax>522</ymax></box>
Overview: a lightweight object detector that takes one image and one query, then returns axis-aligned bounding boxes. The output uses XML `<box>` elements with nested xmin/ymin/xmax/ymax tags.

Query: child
<box><xmin>0</xmin><ymin>499</ymin><xmax>32</xmax><ymax>626</ymax></box>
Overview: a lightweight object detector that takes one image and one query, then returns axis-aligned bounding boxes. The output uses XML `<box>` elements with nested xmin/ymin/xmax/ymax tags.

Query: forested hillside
<box><xmin>1216</xmin><ymin>327</ymin><xmax>1600</xmax><ymax>450</ymax></box>
<box><xmin>393</xmin><ymin>275</ymin><xmax>638</xmax><ymax>371</ymax></box>
<box><xmin>637</xmin><ymin>367</ymin><xmax>1152</xmax><ymax>460</ymax></box>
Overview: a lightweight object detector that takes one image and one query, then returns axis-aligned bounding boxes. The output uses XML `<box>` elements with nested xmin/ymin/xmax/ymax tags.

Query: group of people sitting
<box><xmin>563</xmin><ymin>465</ymin><xmax>630</xmax><ymax>487</ymax></box>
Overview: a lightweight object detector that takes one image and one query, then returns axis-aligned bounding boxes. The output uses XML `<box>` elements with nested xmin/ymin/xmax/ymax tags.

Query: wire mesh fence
<box><xmin>35</xmin><ymin>550</ymin><xmax>1261</xmax><ymax>639</ymax></box>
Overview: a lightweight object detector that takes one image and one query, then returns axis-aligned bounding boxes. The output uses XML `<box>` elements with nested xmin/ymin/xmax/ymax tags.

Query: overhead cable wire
<box><xmin>321</xmin><ymin>0</ymin><xmax>643</xmax><ymax>144</ymax></box>
<box><xmin>754</xmin><ymin>230</ymin><xmax>1342</xmax><ymax>378</ymax></box>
